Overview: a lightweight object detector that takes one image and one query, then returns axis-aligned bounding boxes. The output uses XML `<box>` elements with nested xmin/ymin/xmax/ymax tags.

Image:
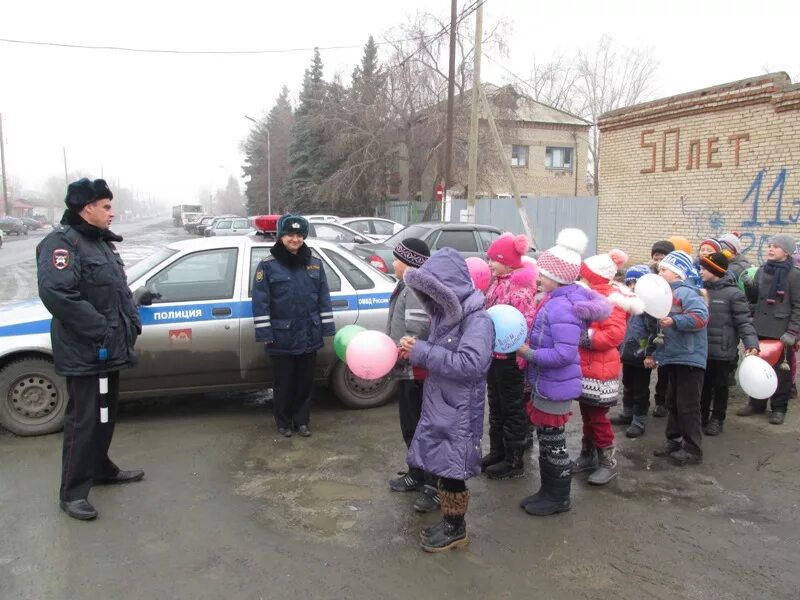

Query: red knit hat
<box><xmin>487</xmin><ymin>232</ymin><xmax>530</xmax><ymax>269</ymax></box>
<box><xmin>580</xmin><ymin>249</ymin><xmax>629</xmax><ymax>285</ymax></box>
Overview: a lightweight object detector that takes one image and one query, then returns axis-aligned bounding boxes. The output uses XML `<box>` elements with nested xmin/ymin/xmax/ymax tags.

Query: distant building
<box><xmin>391</xmin><ymin>84</ymin><xmax>591</xmax><ymax>202</ymax></box>
<box><xmin>597</xmin><ymin>72</ymin><xmax>800</xmax><ymax>263</ymax></box>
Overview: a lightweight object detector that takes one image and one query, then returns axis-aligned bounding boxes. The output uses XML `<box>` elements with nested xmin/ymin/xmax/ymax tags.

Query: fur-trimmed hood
<box><xmin>556</xmin><ymin>284</ymin><xmax>613</xmax><ymax>323</ymax></box>
<box><xmin>608</xmin><ymin>282</ymin><xmax>646</xmax><ymax>315</ymax></box>
<box><xmin>404</xmin><ymin>248</ymin><xmax>485</xmax><ymax>330</ymax></box>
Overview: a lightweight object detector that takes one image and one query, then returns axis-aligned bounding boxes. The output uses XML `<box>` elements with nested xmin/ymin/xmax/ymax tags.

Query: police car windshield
<box><xmin>125</xmin><ymin>247</ymin><xmax>179</xmax><ymax>282</ymax></box>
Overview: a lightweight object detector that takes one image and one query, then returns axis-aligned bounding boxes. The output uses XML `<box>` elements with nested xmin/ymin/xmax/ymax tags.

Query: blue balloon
<box><xmin>487</xmin><ymin>304</ymin><xmax>528</xmax><ymax>353</ymax></box>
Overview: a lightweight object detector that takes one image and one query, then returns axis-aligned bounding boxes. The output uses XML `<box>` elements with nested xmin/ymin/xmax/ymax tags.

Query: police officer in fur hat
<box><xmin>252</xmin><ymin>214</ymin><xmax>335</xmax><ymax>437</ymax></box>
<box><xmin>36</xmin><ymin>178</ymin><xmax>144</xmax><ymax>521</ymax></box>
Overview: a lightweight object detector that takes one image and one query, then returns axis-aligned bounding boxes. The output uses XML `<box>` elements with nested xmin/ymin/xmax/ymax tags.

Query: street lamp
<box><xmin>244</xmin><ymin>115</ymin><xmax>271</xmax><ymax>215</ymax></box>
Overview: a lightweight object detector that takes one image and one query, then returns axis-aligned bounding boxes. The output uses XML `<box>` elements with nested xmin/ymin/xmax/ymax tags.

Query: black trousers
<box><xmin>397</xmin><ymin>379</ymin><xmax>427</xmax><ymax>481</ymax></box>
<box><xmin>664</xmin><ymin>365</ymin><xmax>705</xmax><ymax>457</ymax></box>
<box><xmin>486</xmin><ymin>357</ymin><xmax>527</xmax><ymax>447</ymax></box>
<box><xmin>654</xmin><ymin>365</ymin><xmax>668</xmax><ymax>406</ymax></box>
<box><xmin>60</xmin><ymin>372</ymin><xmax>120</xmax><ymax>502</ymax></box>
<box><xmin>701</xmin><ymin>359</ymin><xmax>733</xmax><ymax>424</ymax></box>
<box><xmin>750</xmin><ymin>363</ymin><xmax>794</xmax><ymax>413</ymax></box>
<box><xmin>270</xmin><ymin>352</ymin><xmax>316</xmax><ymax>429</ymax></box>
<box><xmin>622</xmin><ymin>363</ymin><xmax>652</xmax><ymax>417</ymax></box>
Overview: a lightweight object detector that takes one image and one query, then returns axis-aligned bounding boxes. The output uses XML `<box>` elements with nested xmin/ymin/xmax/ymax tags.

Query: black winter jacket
<box><xmin>705</xmin><ymin>274</ymin><xmax>759</xmax><ymax>361</ymax></box>
<box><xmin>252</xmin><ymin>242</ymin><xmax>335</xmax><ymax>355</ymax></box>
<box><xmin>36</xmin><ymin>210</ymin><xmax>141</xmax><ymax>376</ymax></box>
<box><xmin>745</xmin><ymin>260</ymin><xmax>800</xmax><ymax>340</ymax></box>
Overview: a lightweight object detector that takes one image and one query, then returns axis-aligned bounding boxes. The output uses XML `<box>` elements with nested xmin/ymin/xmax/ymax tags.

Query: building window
<box><xmin>511</xmin><ymin>145</ymin><xmax>529</xmax><ymax>167</ymax></box>
<box><xmin>545</xmin><ymin>146</ymin><xmax>573</xmax><ymax>169</ymax></box>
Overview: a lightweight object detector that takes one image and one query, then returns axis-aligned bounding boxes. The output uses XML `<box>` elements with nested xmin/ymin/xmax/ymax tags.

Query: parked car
<box><xmin>198</xmin><ymin>215</ymin><xmax>238</xmax><ymax>236</ymax></box>
<box><xmin>305</xmin><ymin>214</ymin><xmax>340</xmax><ymax>223</ymax></box>
<box><xmin>306</xmin><ymin>221</ymin><xmax>376</xmax><ymax>248</ymax></box>
<box><xmin>350</xmin><ymin>221</ymin><xmax>509</xmax><ymax>275</ymax></box>
<box><xmin>185</xmin><ymin>214</ymin><xmax>215</xmax><ymax>235</ymax></box>
<box><xmin>339</xmin><ymin>217</ymin><xmax>404</xmax><ymax>242</ymax></box>
<box><xmin>0</xmin><ymin>216</ymin><xmax>28</xmax><ymax>236</ymax></box>
<box><xmin>0</xmin><ymin>236</ymin><xmax>397</xmax><ymax>436</ymax></box>
<box><xmin>206</xmin><ymin>217</ymin><xmax>254</xmax><ymax>236</ymax></box>
<box><xmin>19</xmin><ymin>217</ymin><xmax>43</xmax><ymax>231</ymax></box>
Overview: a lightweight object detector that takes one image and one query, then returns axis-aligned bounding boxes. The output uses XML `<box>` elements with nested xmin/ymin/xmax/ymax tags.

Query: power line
<box><xmin>0</xmin><ymin>2</ymin><xmax>489</xmax><ymax>57</ymax></box>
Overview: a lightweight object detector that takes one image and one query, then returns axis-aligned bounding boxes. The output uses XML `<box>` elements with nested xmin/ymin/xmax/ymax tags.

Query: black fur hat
<box><xmin>64</xmin><ymin>177</ymin><xmax>113</xmax><ymax>210</ymax></box>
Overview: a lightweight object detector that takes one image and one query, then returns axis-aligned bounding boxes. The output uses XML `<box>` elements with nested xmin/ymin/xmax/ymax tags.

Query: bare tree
<box><xmin>527</xmin><ymin>35</ymin><xmax>658</xmax><ymax>194</ymax></box>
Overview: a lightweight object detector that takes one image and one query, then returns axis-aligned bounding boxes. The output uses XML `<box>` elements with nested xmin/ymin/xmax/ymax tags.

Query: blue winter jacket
<box><xmin>252</xmin><ymin>243</ymin><xmax>335</xmax><ymax>355</ymax></box>
<box><xmin>650</xmin><ymin>280</ymin><xmax>709</xmax><ymax>369</ymax></box>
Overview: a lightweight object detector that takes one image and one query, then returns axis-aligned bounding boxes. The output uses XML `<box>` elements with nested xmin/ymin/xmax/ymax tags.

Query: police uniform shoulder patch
<box><xmin>256</xmin><ymin>270</ymin><xmax>264</xmax><ymax>282</ymax></box>
<box><xmin>52</xmin><ymin>248</ymin><xmax>70</xmax><ymax>270</ymax></box>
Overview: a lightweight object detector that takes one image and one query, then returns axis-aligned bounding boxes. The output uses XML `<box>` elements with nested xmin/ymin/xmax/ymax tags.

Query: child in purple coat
<box><xmin>517</xmin><ymin>229</ymin><xmax>611</xmax><ymax>516</ymax></box>
<box><xmin>400</xmin><ymin>248</ymin><xmax>494</xmax><ymax>552</ymax></box>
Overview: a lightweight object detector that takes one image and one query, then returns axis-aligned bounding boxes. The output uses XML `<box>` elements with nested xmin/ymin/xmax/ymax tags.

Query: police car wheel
<box><xmin>330</xmin><ymin>361</ymin><xmax>397</xmax><ymax>409</ymax></box>
<box><xmin>0</xmin><ymin>358</ymin><xmax>67</xmax><ymax>436</ymax></box>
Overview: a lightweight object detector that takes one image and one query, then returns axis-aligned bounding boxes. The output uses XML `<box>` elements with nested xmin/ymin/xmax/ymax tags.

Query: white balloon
<box><xmin>634</xmin><ymin>273</ymin><xmax>673</xmax><ymax>319</ymax></box>
<box><xmin>736</xmin><ymin>355</ymin><xmax>778</xmax><ymax>399</ymax></box>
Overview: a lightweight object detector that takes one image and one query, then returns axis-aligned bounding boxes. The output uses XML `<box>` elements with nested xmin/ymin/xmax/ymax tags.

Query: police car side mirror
<box><xmin>133</xmin><ymin>287</ymin><xmax>161</xmax><ymax>307</ymax></box>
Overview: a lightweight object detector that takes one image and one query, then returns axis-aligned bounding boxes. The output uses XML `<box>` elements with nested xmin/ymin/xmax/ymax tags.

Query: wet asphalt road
<box><xmin>1</xmin><ymin>221</ymin><xmax>799</xmax><ymax>599</ymax></box>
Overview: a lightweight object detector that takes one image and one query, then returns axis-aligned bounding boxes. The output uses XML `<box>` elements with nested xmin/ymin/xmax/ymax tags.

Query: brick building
<box><xmin>597</xmin><ymin>73</ymin><xmax>800</xmax><ymax>264</ymax></box>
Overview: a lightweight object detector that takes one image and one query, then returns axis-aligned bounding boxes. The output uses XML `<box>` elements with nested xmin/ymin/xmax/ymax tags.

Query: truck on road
<box><xmin>172</xmin><ymin>204</ymin><xmax>203</xmax><ymax>227</ymax></box>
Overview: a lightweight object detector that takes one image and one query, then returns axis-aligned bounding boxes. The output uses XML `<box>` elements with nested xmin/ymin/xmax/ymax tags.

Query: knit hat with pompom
<box><xmin>486</xmin><ymin>232</ymin><xmax>530</xmax><ymax>269</ymax></box>
<box><xmin>537</xmin><ymin>228</ymin><xmax>589</xmax><ymax>284</ymax></box>
<box><xmin>580</xmin><ymin>249</ymin><xmax>629</xmax><ymax>285</ymax></box>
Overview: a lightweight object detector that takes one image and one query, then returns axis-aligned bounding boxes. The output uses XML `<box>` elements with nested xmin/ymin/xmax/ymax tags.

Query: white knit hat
<box><xmin>537</xmin><ymin>228</ymin><xmax>589</xmax><ymax>284</ymax></box>
<box><xmin>580</xmin><ymin>249</ymin><xmax>628</xmax><ymax>284</ymax></box>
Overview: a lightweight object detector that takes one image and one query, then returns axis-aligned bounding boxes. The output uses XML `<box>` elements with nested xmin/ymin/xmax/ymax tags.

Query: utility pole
<box><xmin>442</xmin><ymin>0</ymin><xmax>458</xmax><ymax>222</ymax></box>
<box><xmin>63</xmin><ymin>147</ymin><xmax>69</xmax><ymax>185</ymax></box>
<box><xmin>0</xmin><ymin>113</ymin><xmax>8</xmax><ymax>216</ymax></box>
<box><xmin>478</xmin><ymin>84</ymin><xmax>536</xmax><ymax>247</ymax></box>
<box><xmin>465</xmin><ymin>2</ymin><xmax>483</xmax><ymax>223</ymax></box>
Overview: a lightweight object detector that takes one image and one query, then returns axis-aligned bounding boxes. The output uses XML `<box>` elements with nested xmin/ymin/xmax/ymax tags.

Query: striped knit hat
<box><xmin>700</xmin><ymin>252</ymin><xmax>729</xmax><ymax>278</ymax></box>
<box><xmin>625</xmin><ymin>264</ymin><xmax>650</xmax><ymax>284</ymax></box>
<box><xmin>537</xmin><ymin>228</ymin><xmax>589</xmax><ymax>284</ymax></box>
<box><xmin>699</xmin><ymin>238</ymin><xmax>722</xmax><ymax>253</ymax></box>
<box><xmin>659</xmin><ymin>250</ymin><xmax>694</xmax><ymax>280</ymax></box>
<box><xmin>393</xmin><ymin>237</ymin><xmax>430</xmax><ymax>268</ymax></box>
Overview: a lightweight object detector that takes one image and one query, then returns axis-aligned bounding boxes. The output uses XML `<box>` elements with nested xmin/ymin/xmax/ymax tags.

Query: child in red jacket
<box><xmin>572</xmin><ymin>250</ymin><xmax>645</xmax><ymax>485</ymax></box>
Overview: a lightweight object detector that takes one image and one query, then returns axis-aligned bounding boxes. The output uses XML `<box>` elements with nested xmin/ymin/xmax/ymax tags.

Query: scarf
<box><xmin>762</xmin><ymin>258</ymin><xmax>793</xmax><ymax>304</ymax></box>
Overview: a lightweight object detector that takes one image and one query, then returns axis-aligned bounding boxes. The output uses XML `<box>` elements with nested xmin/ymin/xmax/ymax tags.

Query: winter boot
<box><xmin>420</xmin><ymin>489</ymin><xmax>469</xmax><ymax>552</ymax></box>
<box><xmin>625</xmin><ymin>415</ymin><xmax>646</xmax><ymax>438</ymax></box>
<box><xmin>610</xmin><ymin>406</ymin><xmax>633</xmax><ymax>425</ymax></box>
<box><xmin>736</xmin><ymin>402</ymin><xmax>766</xmax><ymax>417</ymax></box>
<box><xmin>653</xmin><ymin>438</ymin><xmax>681</xmax><ymax>457</ymax></box>
<box><xmin>486</xmin><ymin>444</ymin><xmax>525</xmax><ymax>480</ymax></box>
<box><xmin>389</xmin><ymin>470</ymin><xmax>422</xmax><ymax>492</ymax></box>
<box><xmin>521</xmin><ymin>458</ymin><xmax>571</xmax><ymax>516</ymax></box>
<box><xmin>571</xmin><ymin>437</ymin><xmax>598</xmax><ymax>474</ymax></box>
<box><xmin>769</xmin><ymin>411</ymin><xmax>786</xmax><ymax>425</ymax></box>
<box><xmin>652</xmin><ymin>404</ymin><xmax>668</xmax><ymax>418</ymax></box>
<box><xmin>413</xmin><ymin>484</ymin><xmax>441</xmax><ymax>513</ymax></box>
<box><xmin>480</xmin><ymin>431</ymin><xmax>505</xmax><ymax>472</ymax></box>
<box><xmin>703</xmin><ymin>418</ymin><xmax>723</xmax><ymax>436</ymax></box>
<box><xmin>588</xmin><ymin>447</ymin><xmax>618</xmax><ymax>485</ymax></box>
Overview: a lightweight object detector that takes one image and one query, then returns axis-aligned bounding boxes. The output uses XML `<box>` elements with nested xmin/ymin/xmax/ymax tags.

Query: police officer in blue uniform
<box><xmin>252</xmin><ymin>214</ymin><xmax>335</xmax><ymax>437</ymax></box>
<box><xmin>36</xmin><ymin>178</ymin><xmax>144</xmax><ymax>521</ymax></box>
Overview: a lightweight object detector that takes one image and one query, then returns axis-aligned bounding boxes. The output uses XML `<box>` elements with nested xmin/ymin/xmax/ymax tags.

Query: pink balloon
<box><xmin>345</xmin><ymin>330</ymin><xmax>398</xmax><ymax>380</ymax></box>
<box><xmin>466</xmin><ymin>256</ymin><xmax>491</xmax><ymax>292</ymax></box>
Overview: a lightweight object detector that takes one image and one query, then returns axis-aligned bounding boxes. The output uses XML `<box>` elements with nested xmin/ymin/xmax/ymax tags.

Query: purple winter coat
<box><xmin>405</xmin><ymin>248</ymin><xmax>494</xmax><ymax>481</ymax></box>
<box><xmin>527</xmin><ymin>284</ymin><xmax>611</xmax><ymax>407</ymax></box>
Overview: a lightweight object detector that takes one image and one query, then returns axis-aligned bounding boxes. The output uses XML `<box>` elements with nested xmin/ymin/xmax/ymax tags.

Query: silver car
<box><xmin>206</xmin><ymin>217</ymin><xmax>254</xmax><ymax>236</ymax></box>
<box><xmin>0</xmin><ymin>237</ymin><xmax>397</xmax><ymax>436</ymax></box>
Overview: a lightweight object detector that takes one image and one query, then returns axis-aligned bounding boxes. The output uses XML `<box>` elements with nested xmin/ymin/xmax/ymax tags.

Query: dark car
<box><xmin>350</xmin><ymin>222</ymin><xmax>508</xmax><ymax>275</ymax></box>
<box><xmin>19</xmin><ymin>217</ymin><xmax>43</xmax><ymax>230</ymax></box>
<box><xmin>0</xmin><ymin>216</ymin><xmax>28</xmax><ymax>236</ymax></box>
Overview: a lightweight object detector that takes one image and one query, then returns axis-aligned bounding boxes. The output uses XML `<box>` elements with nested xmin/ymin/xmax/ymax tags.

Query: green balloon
<box><xmin>334</xmin><ymin>325</ymin><xmax>366</xmax><ymax>362</ymax></box>
<box><xmin>737</xmin><ymin>266</ymin><xmax>758</xmax><ymax>293</ymax></box>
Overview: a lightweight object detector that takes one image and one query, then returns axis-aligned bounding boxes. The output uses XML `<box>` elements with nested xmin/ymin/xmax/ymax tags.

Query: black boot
<box><xmin>420</xmin><ymin>490</ymin><xmax>470</xmax><ymax>552</ymax></box>
<box><xmin>485</xmin><ymin>444</ymin><xmax>525</xmax><ymax>480</ymax></box>
<box><xmin>520</xmin><ymin>458</ymin><xmax>571</xmax><ymax>516</ymax></box>
<box><xmin>571</xmin><ymin>437</ymin><xmax>597</xmax><ymax>474</ymax></box>
<box><xmin>413</xmin><ymin>484</ymin><xmax>441</xmax><ymax>513</ymax></box>
<box><xmin>480</xmin><ymin>431</ymin><xmax>505</xmax><ymax>472</ymax></box>
<box><xmin>610</xmin><ymin>407</ymin><xmax>633</xmax><ymax>425</ymax></box>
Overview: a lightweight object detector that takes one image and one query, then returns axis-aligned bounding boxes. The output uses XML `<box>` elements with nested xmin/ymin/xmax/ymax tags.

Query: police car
<box><xmin>0</xmin><ymin>217</ymin><xmax>397</xmax><ymax>436</ymax></box>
